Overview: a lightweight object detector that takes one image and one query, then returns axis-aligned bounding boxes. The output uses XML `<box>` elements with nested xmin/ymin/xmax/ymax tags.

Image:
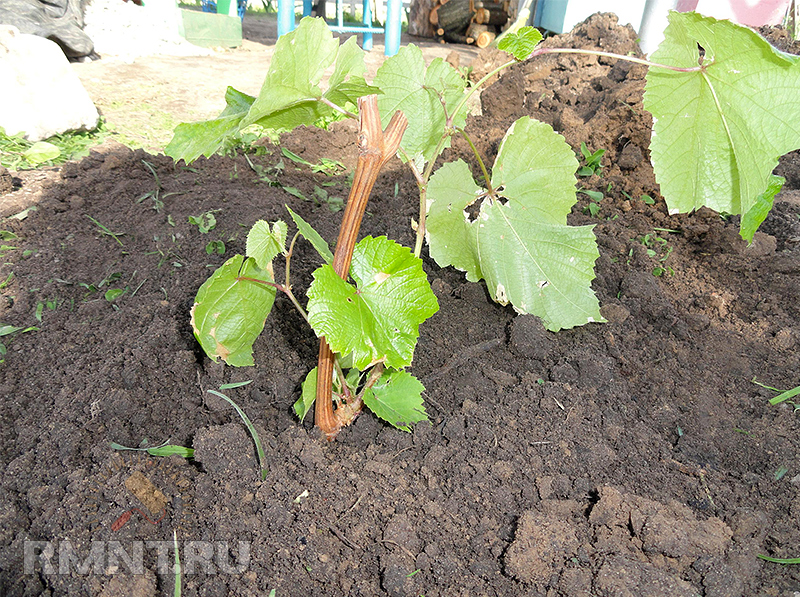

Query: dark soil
<box><xmin>2</xmin><ymin>13</ymin><xmax>800</xmax><ymax>597</ymax></box>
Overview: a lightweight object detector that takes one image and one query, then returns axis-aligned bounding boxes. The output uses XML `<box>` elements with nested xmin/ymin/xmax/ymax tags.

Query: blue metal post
<box><xmin>384</xmin><ymin>0</ymin><xmax>400</xmax><ymax>56</ymax></box>
<box><xmin>303</xmin><ymin>0</ymin><xmax>312</xmax><ymax>17</ymax></box>
<box><xmin>362</xmin><ymin>0</ymin><xmax>373</xmax><ymax>52</ymax></box>
<box><xmin>278</xmin><ymin>0</ymin><xmax>295</xmax><ymax>36</ymax></box>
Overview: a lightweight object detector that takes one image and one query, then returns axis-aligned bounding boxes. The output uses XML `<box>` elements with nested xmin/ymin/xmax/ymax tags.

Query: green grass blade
<box><xmin>110</xmin><ymin>442</ymin><xmax>194</xmax><ymax>458</ymax></box>
<box><xmin>207</xmin><ymin>389</ymin><xmax>268</xmax><ymax>480</ymax></box>
<box><xmin>173</xmin><ymin>529</ymin><xmax>181</xmax><ymax>597</ymax></box>
<box><xmin>219</xmin><ymin>380</ymin><xmax>254</xmax><ymax>390</ymax></box>
<box><xmin>757</xmin><ymin>554</ymin><xmax>800</xmax><ymax>564</ymax></box>
<box><xmin>769</xmin><ymin>384</ymin><xmax>800</xmax><ymax>406</ymax></box>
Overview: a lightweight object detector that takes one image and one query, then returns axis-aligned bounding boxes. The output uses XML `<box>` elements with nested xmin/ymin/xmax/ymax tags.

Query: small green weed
<box><xmin>0</xmin><ymin>324</ymin><xmax>38</xmax><ymax>363</ymax></box>
<box><xmin>639</xmin><ymin>233</ymin><xmax>674</xmax><ymax>276</ymax></box>
<box><xmin>281</xmin><ymin>147</ymin><xmax>346</xmax><ymax>176</ymax></box>
<box><xmin>577</xmin><ymin>142</ymin><xmax>605</xmax><ymax>177</ymax></box>
<box><xmin>206</xmin><ymin>240</ymin><xmax>226</xmax><ymax>255</ymax></box>
<box><xmin>104</xmin><ymin>288</ymin><xmax>126</xmax><ymax>302</ymax></box>
<box><xmin>110</xmin><ymin>440</ymin><xmax>194</xmax><ymax>458</ymax></box>
<box><xmin>136</xmin><ymin>160</ymin><xmax>184</xmax><ymax>212</ymax></box>
<box><xmin>34</xmin><ymin>298</ymin><xmax>59</xmax><ymax>322</ymax></box>
<box><xmin>312</xmin><ymin>185</ymin><xmax>344</xmax><ymax>212</ymax></box>
<box><xmin>751</xmin><ymin>377</ymin><xmax>800</xmax><ymax>411</ymax></box>
<box><xmin>79</xmin><ymin>270</ymin><xmax>122</xmax><ymax>295</ymax></box>
<box><xmin>758</xmin><ymin>554</ymin><xmax>800</xmax><ymax>565</ymax></box>
<box><xmin>86</xmin><ymin>215</ymin><xmax>125</xmax><ymax>246</ymax></box>
<box><xmin>622</xmin><ymin>189</ymin><xmax>656</xmax><ymax>205</ymax></box>
<box><xmin>0</xmin><ymin>123</ymin><xmax>109</xmax><ymax>171</ymax></box>
<box><xmin>578</xmin><ymin>188</ymin><xmax>603</xmax><ymax>216</ymax></box>
<box><xmin>188</xmin><ymin>210</ymin><xmax>219</xmax><ymax>233</ymax></box>
<box><xmin>243</xmin><ymin>154</ymin><xmax>287</xmax><ymax>185</ymax></box>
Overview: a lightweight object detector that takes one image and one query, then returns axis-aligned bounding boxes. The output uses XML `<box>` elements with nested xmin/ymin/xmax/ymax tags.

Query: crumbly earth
<box><xmin>1</xmin><ymin>12</ymin><xmax>799</xmax><ymax>597</ymax></box>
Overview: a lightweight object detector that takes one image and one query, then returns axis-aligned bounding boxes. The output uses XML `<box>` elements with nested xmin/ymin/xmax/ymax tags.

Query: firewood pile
<box><xmin>429</xmin><ymin>0</ymin><xmax>509</xmax><ymax>47</ymax></box>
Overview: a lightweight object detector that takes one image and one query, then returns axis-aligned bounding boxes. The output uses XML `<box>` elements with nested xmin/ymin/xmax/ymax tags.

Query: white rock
<box><xmin>0</xmin><ymin>25</ymin><xmax>99</xmax><ymax>141</ymax></box>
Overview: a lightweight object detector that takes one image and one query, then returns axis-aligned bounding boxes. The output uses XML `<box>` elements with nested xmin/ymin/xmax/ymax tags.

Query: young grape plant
<box><xmin>167</xmin><ymin>12</ymin><xmax>800</xmax><ymax>438</ymax></box>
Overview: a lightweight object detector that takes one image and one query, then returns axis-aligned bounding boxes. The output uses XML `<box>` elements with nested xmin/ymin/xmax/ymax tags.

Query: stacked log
<box><xmin>408</xmin><ymin>0</ymin><xmax>437</xmax><ymax>37</ymax></box>
<box><xmin>426</xmin><ymin>0</ymin><xmax>508</xmax><ymax>48</ymax></box>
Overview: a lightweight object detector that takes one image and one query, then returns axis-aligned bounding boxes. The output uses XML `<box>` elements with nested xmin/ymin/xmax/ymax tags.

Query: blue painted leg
<box><xmin>384</xmin><ymin>0</ymin><xmax>400</xmax><ymax>55</ymax></box>
<box><xmin>362</xmin><ymin>0</ymin><xmax>373</xmax><ymax>51</ymax></box>
<box><xmin>278</xmin><ymin>0</ymin><xmax>295</xmax><ymax>35</ymax></box>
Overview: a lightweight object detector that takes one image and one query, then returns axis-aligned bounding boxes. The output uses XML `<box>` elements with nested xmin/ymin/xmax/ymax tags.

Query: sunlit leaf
<box><xmin>644</xmin><ymin>11</ymin><xmax>800</xmax><ymax>239</ymax></box>
<box><xmin>362</xmin><ymin>369</ymin><xmax>427</xmax><ymax>432</ymax></box>
<box><xmin>498</xmin><ymin>26</ymin><xmax>543</xmax><ymax>61</ymax></box>
<box><xmin>307</xmin><ymin>236</ymin><xmax>438</xmax><ymax>369</ymax></box>
<box><xmin>294</xmin><ymin>367</ymin><xmax>317</xmax><ymax>422</ymax></box>
<box><xmin>426</xmin><ymin>117</ymin><xmax>603</xmax><ymax>331</ymax></box>
<box><xmin>375</xmin><ymin>45</ymin><xmax>466</xmax><ymax>166</ymax></box>
<box><xmin>165</xmin><ymin>87</ymin><xmax>255</xmax><ymax>163</ymax></box>
<box><xmin>190</xmin><ymin>255</ymin><xmax>276</xmax><ymax>366</ymax></box>
<box><xmin>246</xmin><ymin>220</ymin><xmax>287</xmax><ymax>270</ymax></box>
<box><xmin>286</xmin><ymin>206</ymin><xmax>332</xmax><ymax>263</ymax></box>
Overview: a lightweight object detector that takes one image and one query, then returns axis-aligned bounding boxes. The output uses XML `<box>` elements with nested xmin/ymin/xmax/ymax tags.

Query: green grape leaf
<box><xmin>644</xmin><ymin>11</ymin><xmax>800</xmax><ymax>240</ymax></box>
<box><xmin>286</xmin><ymin>206</ymin><xmax>333</xmax><ymax>263</ymax></box>
<box><xmin>294</xmin><ymin>367</ymin><xmax>317</xmax><ymax>422</ymax></box>
<box><xmin>362</xmin><ymin>369</ymin><xmax>428</xmax><ymax>432</ymax></box>
<box><xmin>323</xmin><ymin>36</ymin><xmax>381</xmax><ymax>108</ymax></box>
<box><xmin>242</xmin><ymin>18</ymin><xmax>377</xmax><ymax>131</ymax></box>
<box><xmin>246</xmin><ymin>220</ymin><xmax>287</xmax><ymax>270</ymax></box>
<box><xmin>23</xmin><ymin>141</ymin><xmax>60</xmax><ymax>165</ymax></box>
<box><xmin>166</xmin><ymin>19</ymin><xmax>375</xmax><ymax>163</ymax></box>
<box><xmin>190</xmin><ymin>255</ymin><xmax>276</xmax><ymax>366</ymax></box>
<box><xmin>307</xmin><ymin>236</ymin><xmax>439</xmax><ymax>370</ymax></box>
<box><xmin>740</xmin><ymin>174</ymin><xmax>784</xmax><ymax>244</ymax></box>
<box><xmin>165</xmin><ymin>87</ymin><xmax>255</xmax><ymax>164</ymax></box>
<box><xmin>241</xmin><ymin>17</ymin><xmax>337</xmax><ymax>129</ymax></box>
<box><xmin>426</xmin><ymin>117</ymin><xmax>603</xmax><ymax>331</ymax></box>
<box><xmin>498</xmin><ymin>26</ymin><xmax>543</xmax><ymax>61</ymax></box>
<box><xmin>375</xmin><ymin>45</ymin><xmax>466</xmax><ymax>166</ymax></box>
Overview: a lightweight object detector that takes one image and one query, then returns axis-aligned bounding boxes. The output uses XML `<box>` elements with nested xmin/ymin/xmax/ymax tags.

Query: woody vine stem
<box><xmin>315</xmin><ymin>95</ymin><xmax>408</xmax><ymax>439</ymax></box>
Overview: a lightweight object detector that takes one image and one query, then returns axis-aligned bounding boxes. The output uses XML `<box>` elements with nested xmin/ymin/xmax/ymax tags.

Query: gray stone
<box><xmin>0</xmin><ymin>25</ymin><xmax>98</xmax><ymax>141</ymax></box>
<box><xmin>0</xmin><ymin>0</ymin><xmax>92</xmax><ymax>58</ymax></box>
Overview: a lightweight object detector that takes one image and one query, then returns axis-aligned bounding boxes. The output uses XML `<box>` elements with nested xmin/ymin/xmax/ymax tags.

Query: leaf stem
<box><xmin>398</xmin><ymin>147</ymin><xmax>425</xmax><ymax>188</ymax></box>
<box><xmin>356</xmin><ymin>362</ymin><xmax>384</xmax><ymax>401</ymax></box>
<box><xmin>457</xmin><ymin>128</ymin><xmax>494</xmax><ymax>195</ymax></box>
<box><xmin>530</xmin><ymin>47</ymin><xmax>708</xmax><ymax>72</ymax></box>
<box><xmin>319</xmin><ymin>97</ymin><xmax>358</xmax><ymax>119</ymax></box>
<box><xmin>447</xmin><ymin>60</ymin><xmax>517</xmax><ymax>129</ymax></box>
<box><xmin>411</xmin><ymin>46</ymin><xmax>704</xmax><ymax>257</ymax></box>
<box><xmin>333</xmin><ymin>357</ymin><xmax>353</xmax><ymax>402</ymax></box>
<box><xmin>237</xmin><ymin>275</ymin><xmax>310</xmax><ymax>325</ymax></box>
<box><xmin>413</xmin><ymin>132</ymin><xmax>452</xmax><ymax>258</ymax></box>
<box><xmin>285</xmin><ymin>231</ymin><xmax>300</xmax><ymax>290</ymax></box>
<box><xmin>411</xmin><ymin>59</ymin><xmax>517</xmax><ymax>258</ymax></box>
